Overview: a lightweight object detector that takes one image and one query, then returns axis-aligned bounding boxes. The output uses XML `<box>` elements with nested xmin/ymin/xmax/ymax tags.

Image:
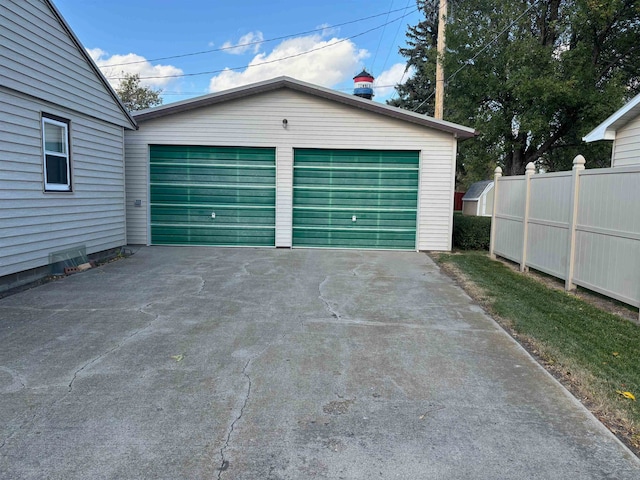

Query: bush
<box><xmin>453</xmin><ymin>213</ymin><xmax>491</xmax><ymax>250</ymax></box>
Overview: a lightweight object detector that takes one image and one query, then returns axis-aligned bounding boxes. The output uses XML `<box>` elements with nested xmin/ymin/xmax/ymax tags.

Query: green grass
<box><xmin>436</xmin><ymin>251</ymin><xmax>640</xmax><ymax>438</ymax></box>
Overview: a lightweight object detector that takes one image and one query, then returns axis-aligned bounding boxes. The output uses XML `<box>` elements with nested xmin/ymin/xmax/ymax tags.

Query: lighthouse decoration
<box><xmin>353</xmin><ymin>69</ymin><xmax>374</xmax><ymax>100</ymax></box>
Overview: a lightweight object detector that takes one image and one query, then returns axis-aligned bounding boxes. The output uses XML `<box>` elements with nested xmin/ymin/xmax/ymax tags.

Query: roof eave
<box><xmin>44</xmin><ymin>0</ymin><xmax>137</xmax><ymax>130</ymax></box>
<box><xmin>583</xmin><ymin>92</ymin><xmax>640</xmax><ymax>143</ymax></box>
<box><xmin>133</xmin><ymin>76</ymin><xmax>476</xmax><ymax>139</ymax></box>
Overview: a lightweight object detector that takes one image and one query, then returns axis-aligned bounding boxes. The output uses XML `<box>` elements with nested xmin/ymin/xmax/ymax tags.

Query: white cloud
<box><xmin>221</xmin><ymin>31</ymin><xmax>264</xmax><ymax>55</ymax></box>
<box><xmin>87</xmin><ymin>48</ymin><xmax>183</xmax><ymax>90</ymax></box>
<box><xmin>208</xmin><ymin>34</ymin><xmax>368</xmax><ymax>93</ymax></box>
<box><xmin>374</xmin><ymin>63</ymin><xmax>414</xmax><ymax>100</ymax></box>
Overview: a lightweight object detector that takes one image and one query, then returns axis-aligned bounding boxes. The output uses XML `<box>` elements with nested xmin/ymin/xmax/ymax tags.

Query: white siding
<box><xmin>0</xmin><ymin>88</ymin><xmax>127</xmax><ymax>276</ymax></box>
<box><xmin>612</xmin><ymin>115</ymin><xmax>640</xmax><ymax>167</ymax></box>
<box><xmin>0</xmin><ymin>0</ymin><xmax>131</xmax><ymax>128</ymax></box>
<box><xmin>125</xmin><ymin>89</ymin><xmax>458</xmax><ymax>250</ymax></box>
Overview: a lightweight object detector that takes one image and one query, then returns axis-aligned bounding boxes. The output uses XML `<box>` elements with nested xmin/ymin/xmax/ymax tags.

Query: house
<box><xmin>0</xmin><ymin>0</ymin><xmax>137</xmax><ymax>290</ymax></box>
<box><xmin>461</xmin><ymin>180</ymin><xmax>494</xmax><ymax>217</ymax></box>
<box><xmin>124</xmin><ymin>77</ymin><xmax>475</xmax><ymax>251</ymax></box>
<box><xmin>583</xmin><ymin>92</ymin><xmax>640</xmax><ymax>167</ymax></box>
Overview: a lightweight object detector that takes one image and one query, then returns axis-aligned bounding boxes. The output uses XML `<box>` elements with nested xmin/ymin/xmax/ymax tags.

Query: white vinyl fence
<box><xmin>489</xmin><ymin>156</ymin><xmax>640</xmax><ymax>320</ymax></box>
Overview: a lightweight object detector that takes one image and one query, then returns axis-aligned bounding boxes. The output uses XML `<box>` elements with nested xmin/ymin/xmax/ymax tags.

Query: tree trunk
<box><xmin>505</xmin><ymin>133</ymin><xmax>528</xmax><ymax>176</ymax></box>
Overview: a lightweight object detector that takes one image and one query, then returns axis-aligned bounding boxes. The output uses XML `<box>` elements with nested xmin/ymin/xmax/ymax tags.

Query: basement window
<box><xmin>42</xmin><ymin>114</ymin><xmax>71</xmax><ymax>191</ymax></box>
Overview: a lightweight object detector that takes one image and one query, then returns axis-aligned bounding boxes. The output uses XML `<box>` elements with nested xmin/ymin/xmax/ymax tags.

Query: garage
<box><xmin>149</xmin><ymin>145</ymin><xmax>275</xmax><ymax>246</ymax></box>
<box><xmin>293</xmin><ymin>149</ymin><xmax>419</xmax><ymax>249</ymax></box>
<box><xmin>124</xmin><ymin>77</ymin><xmax>475</xmax><ymax>250</ymax></box>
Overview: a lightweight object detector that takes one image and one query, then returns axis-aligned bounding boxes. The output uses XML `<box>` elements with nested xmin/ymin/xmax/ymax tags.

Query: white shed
<box><xmin>461</xmin><ymin>180</ymin><xmax>494</xmax><ymax>217</ymax></box>
<box><xmin>583</xmin><ymin>92</ymin><xmax>640</xmax><ymax>167</ymax></box>
<box><xmin>0</xmin><ymin>0</ymin><xmax>136</xmax><ymax>288</ymax></box>
<box><xmin>124</xmin><ymin>77</ymin><xmax>476</xmax><ymax>251</ymax></box>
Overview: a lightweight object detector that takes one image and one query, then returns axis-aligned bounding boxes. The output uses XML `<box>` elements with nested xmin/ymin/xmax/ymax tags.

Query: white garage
<box><xmin>124</xmin><ymin>77</ymin><xmax>475</xmax><ymax>250</ymax></box>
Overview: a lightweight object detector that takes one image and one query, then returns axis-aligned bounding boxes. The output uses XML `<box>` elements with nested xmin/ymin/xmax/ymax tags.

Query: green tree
<box><xmin>115</xmin><ymin>72</ymin><xmax>163</xmax><ymax>111</ymax></box>
<box><xmin>393</xmin><ymin>0</ymin><xmax>640</xmax><ymax>185</ymax></box>
<box><xmin>387</xmin><ymin>0</ymin><xmax>439</xmax><ymax>114</ymax></box>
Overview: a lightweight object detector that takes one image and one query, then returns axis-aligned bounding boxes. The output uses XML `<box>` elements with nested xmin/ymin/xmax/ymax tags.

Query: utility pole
<box><xmin>434</xmin><ymin>0</ymin><xmax>447</xmax><ymax>120</ymax></box>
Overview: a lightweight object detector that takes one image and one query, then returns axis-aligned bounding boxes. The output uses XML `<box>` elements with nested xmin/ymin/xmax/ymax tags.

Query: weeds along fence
<box><xmin>489</xmin><ymin>156</ymin><xmax>640</xmax><ymax>320</ymax></box>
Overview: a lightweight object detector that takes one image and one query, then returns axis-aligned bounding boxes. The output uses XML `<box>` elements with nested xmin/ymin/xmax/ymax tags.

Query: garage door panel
<box><xmin>294</xmin><ymin>189</ymin><xmax>417</xmax><ymax>207</ymax></box>
<box><xmin>294</xmin><ymin>150</ymin><xmax>418</xmax><ymax>168</ymax></box>
<box><xmin>151</xmin><ymin>206</ymin><xmax>275</xmax><ymax>226</ymax></box>
<box><xmin>294</xmin><ymin>169</ymin><xmax>418</xmax><ymax>188</ymax></box>
<box><xmin>151</xmin><ymin>146</ymin><xmax>275</xmax><ymax>165</ymax></box>
<box><xmin>151</xmin><ymin>185</ymin><xmax>276</xmax><ymax>205</ymax></box>
<box><xmin>293</xmin><ymin>210</ymin><xmax>417</xmax><ymax>228</ymax></box>
<box><xmin>150</xmin><ymin>145</ymin><xmax>275</xmax><ymax>246</ymax></box>
<box><xmin>152</xmin><ymin>226</ymin><xmax>275</xmax><ymax>247</ymax></box>
<box><xmin>151</xmin><ymin>166</ymin><xmax>276</xmax><ymax>185</ymax></box>
<box><xmin>293</xmin><ymin>228</ymin><xmax>417</xmax><ymax>249</ymax></box>
<box><xmin>293</xmin><ymin>149</ymin><xmax>419</xmax><ymax>250</ymax></box>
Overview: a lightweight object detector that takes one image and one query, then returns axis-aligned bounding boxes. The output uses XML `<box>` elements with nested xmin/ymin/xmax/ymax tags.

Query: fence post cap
<box><xmin>573</xmin><ymin>155</ymin><xmax>586</xmax><ymax>170</ymax></box>
<box><xmin>525</xmin><ymin>162</ymin><xmax>536</xmax><ymax>175</ymax></box>
<box><xmin>494</xmin><ymin>166</ymin><xmax>502</xmax><ymax>177</ymax></box>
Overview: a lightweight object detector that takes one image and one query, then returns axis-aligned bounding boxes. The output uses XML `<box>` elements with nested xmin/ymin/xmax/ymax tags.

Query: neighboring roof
<box><xmin>44</xmin><ymin>0</ymin><xmax>137</xmax><ymax>130</ymax></box>
<box><xmin>462</xmin><ymin>180</ymin><xmax>493</xmax><ymax>201</ymax></box>
<box><xmin>133</xmin><ymin>77</ymin><xmax>476</xmax><ymax>139</ymax></box>
<box><xmin>583</xmin><ymin>92</ymin><xmax>640</xmax><ymax>142</ymax></box>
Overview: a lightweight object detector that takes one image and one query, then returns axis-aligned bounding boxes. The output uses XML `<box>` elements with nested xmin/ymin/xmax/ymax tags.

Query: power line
<box><xmin>370</xmin><ymin>0</ymin><xmax>395</xmax><ymax>72</ymax></box>
<box><xmin>412</xmin><ymin>0</ymin><xmax>540</xmax><ymax>112</ymax></box>
<box><xmin>103</xmin><ymin>6</ymin><xmax>418</xmax><ymax>68</ymax></box>
<box><xmin>106</xmin><ymin>8</ymin><xmax>419</xmax><ymax>81</ymax></box>
<box><xmin>379</xmin><ymin>0</ymin><xmax>414</xmax><ymax>80</ymax></box>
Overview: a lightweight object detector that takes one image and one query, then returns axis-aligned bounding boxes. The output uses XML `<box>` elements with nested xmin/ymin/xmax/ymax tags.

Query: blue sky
<box><xmin>54</xmin><ymin>0</ymin><xmax>422</xmax><ymax>104</ymax></box>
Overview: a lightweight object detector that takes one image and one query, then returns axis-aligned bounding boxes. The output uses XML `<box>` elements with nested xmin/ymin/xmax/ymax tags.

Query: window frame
<box><xmin>42</xmin><ymin>114</ymin><xmax>72</xmax><ymax>192</ymax></box>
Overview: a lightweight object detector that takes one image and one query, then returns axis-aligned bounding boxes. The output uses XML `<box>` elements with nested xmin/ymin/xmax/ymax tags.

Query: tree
<box><xmin>388</xmin><ymin>0</ymin><xmax>439</xmax><ymax>114</ymax></box>
<box><xmin>115</xmin><ymin>72</ymin><xmax>163</xmax><ymax>111</ymax></box>
<box><xmin>392</xmin><ymin>0</ymin><xmax>640</xmax><ymax>185</ymax></box>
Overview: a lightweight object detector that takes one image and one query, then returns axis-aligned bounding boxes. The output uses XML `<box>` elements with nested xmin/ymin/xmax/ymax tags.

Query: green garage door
<box><xmin>293</xmin><ymin>149</ymin><xmax>419</xmax><ymax>249</ymax></box>
<box><xmin>150</xmin><ymin>145</ymin><xmax>275</xmax><ymax>246</ymax></box>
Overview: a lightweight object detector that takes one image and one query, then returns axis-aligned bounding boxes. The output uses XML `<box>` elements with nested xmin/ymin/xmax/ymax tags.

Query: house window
<box><xmin>42</xmin><ymin>114</ymin><xmax>71</xmax><ymax>191</ymax></box>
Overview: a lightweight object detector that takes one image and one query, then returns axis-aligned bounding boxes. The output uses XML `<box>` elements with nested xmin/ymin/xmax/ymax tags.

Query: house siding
<box><xmin>0</xmin><ymin>87</ymin><xmax>127</xmax><ymax>277</ymax></box>
<box><xmin>612</xmin><ymin>114</ymin><xmax>640</xmax><ymax>167</ymax></box>
<box><xmin>125</xmin><ymin>89</ymin><xmax>457</xmax><ymax>250</ymax></box>
<box><xmin>0</xmin><ymin>0</ymin><xmax>131</xmax><ymax>129</ymax></box>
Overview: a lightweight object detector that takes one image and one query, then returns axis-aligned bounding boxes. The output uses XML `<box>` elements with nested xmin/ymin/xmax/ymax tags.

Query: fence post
<box><xmin>520</xmin><ymin>162</ymin><xmax>535</xmax><ymax>272</ymax></box>
<box><xmin>565</xmin><ymin>155</ymin><xmax>585</xmax><ymax>291</ymax></box>
<box><xmin>489</xmin><ymin>166</ymin><xmax>502</xmax><ymax>260</ymax></box>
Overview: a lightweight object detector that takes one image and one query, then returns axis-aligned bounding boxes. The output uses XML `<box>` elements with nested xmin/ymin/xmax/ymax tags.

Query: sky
<box><xmin>54</xmin><ymin>0</ymin><xmax>422</xmax><ymax>105</ymax></box>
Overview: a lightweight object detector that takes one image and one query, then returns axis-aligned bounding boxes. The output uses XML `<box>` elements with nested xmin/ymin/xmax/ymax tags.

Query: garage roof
<box><xmin>133</xmin><ymin>76</ymin><xmax>476</xmax><ymax>139</ymax></box>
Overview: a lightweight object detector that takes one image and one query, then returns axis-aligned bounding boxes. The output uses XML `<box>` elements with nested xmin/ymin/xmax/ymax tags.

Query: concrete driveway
<box><xmin>0</xmin><ymin>247</ymin><xmax>638</xmax><ymax>479</ymax></box>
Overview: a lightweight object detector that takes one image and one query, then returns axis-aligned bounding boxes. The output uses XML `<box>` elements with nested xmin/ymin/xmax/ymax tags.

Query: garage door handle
<box><xmin>352</xmin><ymin>215</ymin><xmax>357</xmax><ymax>222</ymax></box>
<box><xmin>211</xmin><ymin>212</ymin><xmax>216</xmax><ymax>219</ymax></box>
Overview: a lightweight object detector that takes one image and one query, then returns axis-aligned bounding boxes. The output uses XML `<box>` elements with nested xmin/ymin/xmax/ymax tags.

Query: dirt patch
<box><xmin>431</xmin><ymin>251</ymin><xmax>640</xmax><ymax>457</ymax></box>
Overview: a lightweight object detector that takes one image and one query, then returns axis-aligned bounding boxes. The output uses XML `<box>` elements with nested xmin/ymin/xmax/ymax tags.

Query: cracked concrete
<box><xmin>0</xmin><ymin>246</ymin><xmax>639</xmax><ymax>479</ymax></box>
<box><xmin>67</xmin><ymin>306</ymin><xmax>159</xmax><ymax>392</ymax></box>
<box><xmin>318</xmin><ymin>275</ymin><xmax>342</xmax><ymax>319</ymax></box>
<box><xmin>218</xmin><ymin>357</ymin><xmax>252</xmax><ymax>480</ymax></box>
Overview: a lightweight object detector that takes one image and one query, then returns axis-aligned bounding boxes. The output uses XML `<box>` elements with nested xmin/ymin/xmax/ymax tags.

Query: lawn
<box><xmin>434</xmin><ymin>251</ymin><xmax>640</xmax><ymax>453</ymax></box>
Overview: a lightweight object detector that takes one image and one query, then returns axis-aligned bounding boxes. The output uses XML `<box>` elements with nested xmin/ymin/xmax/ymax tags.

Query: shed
<box><xmin>124</xmin><ymin>77</ymin><xmax>475</xmax><ymax>251</ymax></box>
<box><xmin>583</xmin><ymin>92</ymin><xmax>640</xmax><ymax>167</ymax></box>
<box><xmin>461</xmin><ymin>180</ymin><xmax>494</xmax><ymax>217</ymax></box>
<box><xmin>0</xmin><ymin>0</ymin><xmax>136</xmax><ymax>289</ymax></box>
